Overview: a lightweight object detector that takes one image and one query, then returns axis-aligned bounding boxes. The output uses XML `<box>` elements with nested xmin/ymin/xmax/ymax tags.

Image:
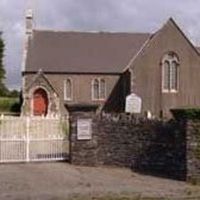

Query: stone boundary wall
<box><xmin>186</xmin><ymin>120</ymin><xmax>200</xmax><ymax>183</ymax></box>
<box><xmin>70</xmin><ymin>113</ymin><xmax>187</xmax><ymax>180</ymax></box>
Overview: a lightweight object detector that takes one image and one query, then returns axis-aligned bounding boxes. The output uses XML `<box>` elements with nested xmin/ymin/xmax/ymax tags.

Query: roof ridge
<box><xmin>33</xmin><ymin>29</ymin><xmax>151</xmax><ymax>35</ymax></box>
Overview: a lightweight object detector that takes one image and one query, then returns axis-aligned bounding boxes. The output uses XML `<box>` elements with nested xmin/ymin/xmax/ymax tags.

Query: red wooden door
<box><xmin>33</xmin><ymin>88</ymin><xmax>48</xmax><ymax>116</ymax></box>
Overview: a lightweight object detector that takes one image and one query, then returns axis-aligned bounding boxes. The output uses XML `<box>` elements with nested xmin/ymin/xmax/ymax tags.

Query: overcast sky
<box><xmin>1</xmin><ymin>0</ymin><xmax>200</xmax><ymax>90</ymax></box>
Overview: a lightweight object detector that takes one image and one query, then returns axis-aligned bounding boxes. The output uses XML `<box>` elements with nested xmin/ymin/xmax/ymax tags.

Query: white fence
<box><xmin>0</xmin><ymin>116</ymin><xmax>69</xmax><ymax>163</ymax></box>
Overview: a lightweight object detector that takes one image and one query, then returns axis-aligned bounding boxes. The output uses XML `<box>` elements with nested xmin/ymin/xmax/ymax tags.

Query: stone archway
<box><xmin>21</xmin><ymin>70</ymin><xmax>62</xmax><ymax>117</ymax></box>
<box><xmin>33</xmin><ymin>88</ymin><xmax>49</xmax><ymax>116</ymax></box>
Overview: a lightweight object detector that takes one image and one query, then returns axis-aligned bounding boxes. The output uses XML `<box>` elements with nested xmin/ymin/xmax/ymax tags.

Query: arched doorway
<box><xmin>33</xmin><ymin>88</ymin><xmax>49</xmax><ymax>116</ymax></box>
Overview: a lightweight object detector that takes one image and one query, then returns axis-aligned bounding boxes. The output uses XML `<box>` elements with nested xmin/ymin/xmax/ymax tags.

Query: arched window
<box><xmin>163</xmin><ymin>61</ymin><xmax>170</xmax><ymax>90</ymax></box>
<box><xmin>92</xmin><ymin>78</ymin><xmax>106</xmax><ymax>100</ymax></box>
<box><xmin>171</xmin><ymin>61</ymin><xmax>178</xmax><ymax>90</ymax></box>
<box><xmin>92</xmin><ymin>79</ymin><xmax>100</xmax><ymax>100</ymax></box>
<box><xmin>64</xmin><ymin>78</ymin><xmax>73</xmax><ymax>100</ymax></box>
<box><xmin>162</xmin><ymin>52</ymin><xmax>179</xmax><ymax>92</ymax></box>
<box><xmin>100</xmin><ymin>79</ymin><xmax>106</xmax><ymax>99</ymax></box>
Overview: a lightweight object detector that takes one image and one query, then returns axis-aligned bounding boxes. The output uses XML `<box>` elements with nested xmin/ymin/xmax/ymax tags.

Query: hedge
<box><xmin>171</xmin><ymin>108</ymin><xmax>200</xmax><ymax>120</ymax></box>
<box><xmin>0</xmin><ymin>97</ymin><xmax>21</xmax><ymax>113</ymax></box>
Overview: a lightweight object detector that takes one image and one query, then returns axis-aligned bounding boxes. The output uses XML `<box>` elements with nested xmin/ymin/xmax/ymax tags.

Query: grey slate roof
<box><xmin>196</xmin><ymin>47</ymin><xmax>200</xmax><ymax>54</ymax></box>
<box><xmin>25</xmin><ymin>30</ymin><xmax>151</xmax><ymax>73</ymax></box>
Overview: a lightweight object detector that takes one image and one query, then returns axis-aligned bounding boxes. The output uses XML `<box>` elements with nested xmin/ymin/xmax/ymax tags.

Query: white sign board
<box><xmin>125</xmin><ymin>93</ymin><xmax>142</xmax><ymax>113</ymax></box>
<box><xmin>77</xmin><ymin>118</ymin><xmax>92</xmax><ymax>140</ymax></box>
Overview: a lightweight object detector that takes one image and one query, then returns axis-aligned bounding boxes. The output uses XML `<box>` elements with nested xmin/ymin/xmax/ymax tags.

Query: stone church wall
<box><xmin>186</xmin><ymin>120</ymin><xmax>200</xmax><ymax>184</ymax></box>
<box><xmin>70</xmin><ymin>113</ymin><xmax>187</xmax><ymax>180</ymax></box>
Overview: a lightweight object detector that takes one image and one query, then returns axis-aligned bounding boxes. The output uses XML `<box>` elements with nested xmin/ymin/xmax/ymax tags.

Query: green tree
<box><xmin>8</xmin><ymin>89</ymin><xmax>20</xmax><ymax>98</ymax></box>
<box><xmin>0</xmin><ymin>32</ymin><xmax>8</xmax><ymax>96</ymax></box>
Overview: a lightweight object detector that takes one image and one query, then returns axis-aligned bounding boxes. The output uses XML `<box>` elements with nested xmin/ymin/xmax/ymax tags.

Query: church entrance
<box><xmin>33</xmin><ymin>88</ymin><xmax>48</xmax><ymax>116</ymax></box>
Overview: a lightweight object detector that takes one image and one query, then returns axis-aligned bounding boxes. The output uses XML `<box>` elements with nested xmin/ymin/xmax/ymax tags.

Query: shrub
<box><xmin>171</xmin><ymin>108</ymin><xmax>200</xmax><ymax>120</ymax></box>
<box><xmin>0</xmin><ymin>97</ymin><xmax>21</xmax><ymax>113</ymax></box>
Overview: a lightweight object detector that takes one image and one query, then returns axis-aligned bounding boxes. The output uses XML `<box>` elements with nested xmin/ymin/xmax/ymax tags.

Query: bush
<box><xmin>171</xmin><ymin>108</ymin><xmax>200</xmax><ymax>120</ymax></box>
<box><xmin>0</xmin><ymin>97</ymin><xmax>21</xmax><ymax>113</ymax></box>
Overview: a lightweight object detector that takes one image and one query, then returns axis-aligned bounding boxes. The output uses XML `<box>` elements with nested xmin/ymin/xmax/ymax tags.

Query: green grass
<box><xmin>0</xmin><ymin>97</ymin><xmax>21</xmax><ymax>113</ymax></box>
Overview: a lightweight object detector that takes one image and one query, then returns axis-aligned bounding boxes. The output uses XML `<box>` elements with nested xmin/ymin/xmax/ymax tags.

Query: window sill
<box><xmin>64</xmin><ymin>98</ymin><xmax>73</xmax><ymax>101</ymax></box>
<box><xmin>92</xmin><ymin>99</ymin><xmax>106</xmax><ymax>101</ymax></box>
<box><xmin>162</xmin><ymin>90</ymin><xmax>178</xmax><ymax>94</ymax></box>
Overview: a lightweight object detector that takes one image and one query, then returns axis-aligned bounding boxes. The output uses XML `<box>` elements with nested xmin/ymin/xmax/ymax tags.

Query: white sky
<box><xmin>1</xmin><ymin>0</ymin><xmax>200</xmax><ymax>89</ymax></box>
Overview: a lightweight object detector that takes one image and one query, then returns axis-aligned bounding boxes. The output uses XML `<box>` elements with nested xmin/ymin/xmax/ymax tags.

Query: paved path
<box><xmin>0</xmin><ymin>162</ymin><xmax>199</xmax><ymax>200</ymax></box>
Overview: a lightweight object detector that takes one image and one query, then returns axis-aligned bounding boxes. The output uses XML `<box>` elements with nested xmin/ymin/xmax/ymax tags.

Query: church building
<box><xmin>21</xmin><ymin>10</ymin><xmax>200</xmax><ymax>118</ymax></box>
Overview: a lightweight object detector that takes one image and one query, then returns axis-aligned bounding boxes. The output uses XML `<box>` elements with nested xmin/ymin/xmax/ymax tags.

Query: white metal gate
<box><xmin>0</xmin><ymin>116</ymin><xmax>69</xmax><ymax>163</ymax></box>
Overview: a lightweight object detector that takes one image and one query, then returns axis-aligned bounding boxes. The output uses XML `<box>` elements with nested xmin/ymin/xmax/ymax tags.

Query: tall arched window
<box><xmin>163</xmin><ymin>61</ymin><xmax>170</xmax><ymax>90</ymax></box>
<box><xmin>92</xmin><ymin>79</ymin><xmax>100</xmax><ymax>100</ymax></box>
<box><xmin>64</xmin><ymin>78</ymin><xmax>73</xmax><ymax>100</ymax></box>
<box><xmin>92</xmin><ymin>78</ymin><xmax>106</xmax><ymax>100</ymax></box>
<box><xmin>162</xmin><ymin>52</ymin><xmax>179</xmax><ymax>92</ymax></box>
<box><xmin>171</xmin><ymin>61</ymin><xmax>178</xmax><ymax>90</ymax></box>
<box><xmin>100</xmin><ymin>79</ymin><xmax>106</xmax><ymax>99</ymax></box>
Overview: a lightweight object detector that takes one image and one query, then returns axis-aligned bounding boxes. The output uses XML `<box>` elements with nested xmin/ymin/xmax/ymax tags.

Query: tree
<box><xmin>8</xmin><ymin>89</ymin><xmax>20</xmax><ymax>98</ymax></box>
<box><xmin>0</xmin><ymin>32</ymin><xmax>8</xmax><ymax>96</ymax></box>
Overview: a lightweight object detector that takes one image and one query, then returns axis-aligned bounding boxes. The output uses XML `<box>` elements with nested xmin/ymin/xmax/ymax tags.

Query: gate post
<box><xmin>68</xmin><ymin>104</ymin><xmax>98</xmax><ymax>166</ymax></box>
<box><xmin>26</xmin><ymin>117</ymin><xmax>30</xmax><ymax>162</ymax></box>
